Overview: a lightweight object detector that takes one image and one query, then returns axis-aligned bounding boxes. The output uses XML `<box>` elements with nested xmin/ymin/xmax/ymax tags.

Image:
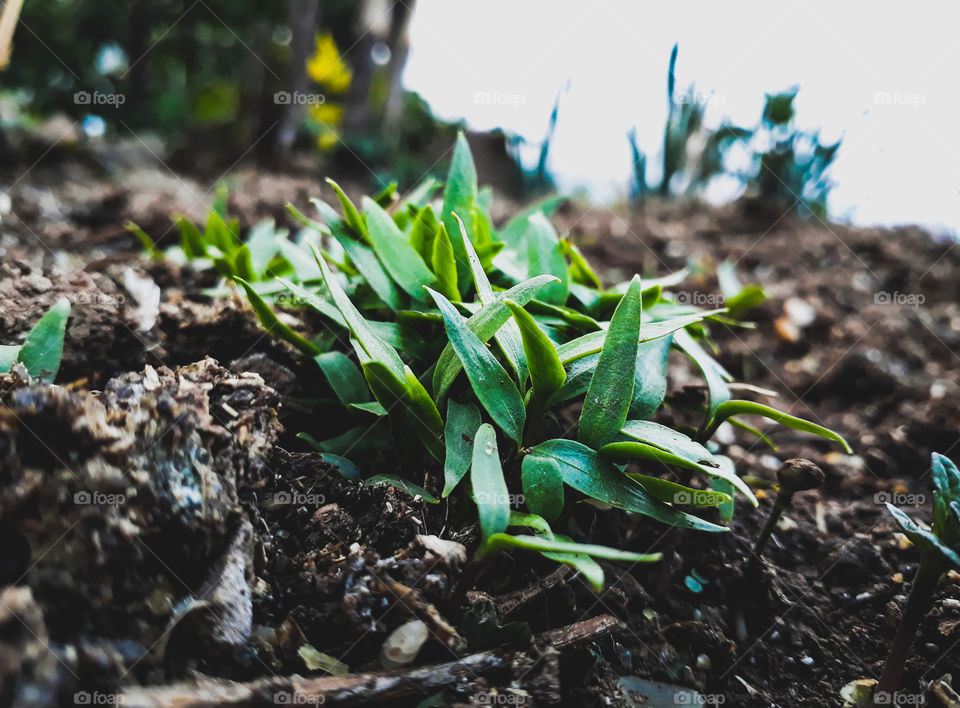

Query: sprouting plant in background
<box><xmin>0</xmin><ymin>297</ymin><xmax>70</xmax><ymax>383</ymax></box>
<box><xmin>659</xmin><ymin>43</ymin><xmax>703</xmax><ymax>197</ymax></box>
<box><xmin>140</xmin><ymin>133</ymin><xmax>850</xmax><ymax>588</ymax></box>
<box><xmin>750</xmin><ymin>89</ymin><xmax>840</xmax><ymax>217</ymax></box>
<box><xmin>873</xmin><ymin>453</ymin><xmax>960</xmax><ymax>704</ymax></box>
<box><xmin>127</xmin><ymin>184</ymin><xmax>331</xmax><ymax>292</ymax></box>
<box><xmin>638</xmin><ymin>46</ymin><xmax>840</xmax><ymax>217</ymax></box>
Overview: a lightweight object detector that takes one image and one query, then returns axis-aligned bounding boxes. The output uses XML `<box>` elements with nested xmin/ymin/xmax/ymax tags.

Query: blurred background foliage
<box><xmin>0</xmin><ymin>0</ymin><xmax>488</xmax><ymax>186</ymax></box>
<box><xmin>0</xmin><ymin>2</ymin><xmax>836</xmax><ymax>212</ymax></box>
<box><xmin>630</xmin><ymin>45</ymin><xmax>840</xmax><ymax>217</ymax></box>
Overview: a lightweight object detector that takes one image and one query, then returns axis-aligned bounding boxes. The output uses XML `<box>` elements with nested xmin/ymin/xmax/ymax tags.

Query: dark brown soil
<box><xmin>1</xmin><ymin>164</ymin><xmax>959</xmax><ymax>707</ymax></box>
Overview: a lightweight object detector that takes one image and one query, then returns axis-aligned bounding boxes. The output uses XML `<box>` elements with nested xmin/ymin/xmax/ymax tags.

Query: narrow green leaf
<box><xmin>402</xmin><ymin>365</ymin><xmax>446</xmax><ymax>461</ymax></box>
<box><xmin>599</xmin><ymin>441</ymin><xmax>711</xmax><ymax>474</ymax></box>
<box><xmin>579</xmin><ymin>275</ymin><xmax>643</xmax><ymax>449</ymax></box>
<box><xmin>619</xmin><ymin>420</ymin><xmax>716</xmax><ymax>467</ymax></box>
<box><xmin>235</xmin><ymin>277</ymin><xmax>322</xmax><ymax>356</ymax></box>
<box><xmin>456</xmin><ymin>212</ymin><xmax>526</xmax><ymax>385</ymax></box>
<box><xmin>705</xmin><ymin>400</ymin><xmax>852</xmax><ymax>453</ymax></box>
<box><xmin>312</xmin><ymin>199</ymin><xmax>404</xmax><ymax>311</ymax></box>
<box><xmin>726</xmin><ymin>286</ymin><xmax>766</xmax><ymax>319</ymax></box>
<box><xmin>626</xmin><ymin>475</ymin><xmax>730</xmax><ymax>507</ymax></box>
<box><xmin>471</xmin><ymin>423</ymin><xmax>510</xmax><ymax>541</ymax></box>
<box><xmin>442</xmin><ymin>400</ymin><xmax>482</xmax><ymax>497</ymax></box>
<box><xmin>559</xmin><ymin>239</ymin><xmax>602</xmax><ymax>289</ymax></box>
<box><xmin>314</xmin><ymin>250</ymin><xmax>405</xmax><ymax>379</ymax></box>
<box><xmin>275</xmin><ymin>239</ymin><xmax>323</xmax><ymax>281</ymax></box>
<box><xmin>728</xmin><ymin>417</ymin><xmax>779</xmax><ymax>450</ymax></box>
<box><xmin>498</xmin><ymin>194</ymin><xmax>565</xmax><ymax>249</ymax></box>
<box><xmin>432</xmin><ymin>274</ymin><xmax>558</xmax><ymax>403</ymax></box>
<box><xmin>326</xmin><ymin>179</ymin><xmax>367</xmax><ymax>240</ymax></box>
<box><xmin>887</xmin><ymin>504</ymin><xmax>960</xmax><ymax>568</ymax></box>
<box><xmin>409</xmin><ymin>205</ymin><xmax>439</xmax><ymax>263</ymax></box>
<box><xmin>373</xmin><ymin>181</ymin><xmax>398</xmax><ymax>208</ymax></box>
<box><xmin>174</xmin><ymin>216</ymin><xmax>205</xmax><ymax>259</ymax></box>
<box><xmin>550</xmin><ymin>352</ymin><xmax>599</xmax><ymax>405</ymax></box>
<box><xmin>315</xmin><ymin>351</ymin><xmax>369</xmax><ymax>405</ymax></box>
<box><xmin>629</xmin><ymin>336</ymin><xmax>672</xmax><ymax>420</ymax></box>
<box><xmin>524</xmin><ymin>214</ymin><xmax>569</xmax><ymax>305</ymax></box>
<box><xmin>362</xmin><ymin>360</ymin><xmax>444</xmax><ymax>462</ymax></box>
<box><xmin>124</xmin><ymin>221</ymin><xmax>163</xmax><ymax>261</ymax></box>
<box><xmin>599</xmin><ymin>440</ymin><xmax>756</xmax><ymax>505</ymax></box>
<box><xmin>527</xmin><ymin>299</ymin><xmax>602</xmax><ymax>333</ymax></box>
<box><xmin>431</xmin><ymin>222</ymin><xmax>459</xmax><ymax>300</ymax></box>
<box><xmin>557</xmin><ymin>312</ymin><xmax>714</xmax><ymax>365</ymax></box>
<box><xmin>276</xmin><ymin>276</ymin><xmax>345</xmax><ymax>325</ymax></box>
<box><xmin>931</xmin><ymin>452</ymin><xmax>960</xmax><ymax>497</ymax></box>
<box><xmin>347</xmin><ymin>401</ymin><xmax>388</xmax><ymax>417</ymax></box>
<box><xmin>675</xmin><ymin>328</ymin><xmax>731</xmax><ymax>422</ymax></box>
<box><xmin>478</xmin><ymin>533</ymin><xmax>661</xmax><ymax>566</ymax></box>
<box><xmin>527</xmin><ymin>439</ymin><xmax>727</xmax><ymax>531</ymax></box>
<box><xmin>504</xmin><ymin>300</ymin><xmax>565</xmax><ymax>399</ymax></box>
<box><xmin>441</xmin><ymin>132</ymin><xmax>478</xmax><ymax>292</ymax></box>
<box><xmin>503</xmin><ymin>513</ymin><xmax>606</xmax><ymax>590</ymax></box>
<box><xmin>365</xmin><ymin>474</ymin><xmax>440</xmax><ymax>504</ymax></box>
<box><xmin>711</xmin><ymin>457</ymin><xmax>737</xmax><ymax>523</ymax></box>
<box><xmin>521</xmin><ymin>454</ymin><xmax>564</xmax><ymax>522</ymax></box>
<box><xmin>232</xmin><ymin>244</ymin><xmax>255</xmax><ymax>282</ymax></box>
<box><xmin>205</xmin><ymin>210</ymin><xmax>238</xmax><ymax>252</ymax></box>
<box><xmin>317</xmin><ymin>453</ymin><xmax>363</xmax><ymax>481</ymax></box>
<box><xmin>363</xmin><ymin>196</ymin><xmax>437</xmax><ymax>301</ymax></box>
<box><xmin>212</xmin><ymin>183</ymin><xmax>229</xmax><ymax>217</ymax></box>
<box><xmin>428</xmin><ymin>288</ymin><xmax>526</xmax><ymax>445</ymax></box>
<box><xmin>18</xmin><ymin>297</ymin><xmax>70</xmax><ymax>382</ymax></box>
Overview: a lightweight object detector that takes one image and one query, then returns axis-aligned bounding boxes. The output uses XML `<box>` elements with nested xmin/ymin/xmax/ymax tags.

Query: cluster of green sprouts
<box><xmin>131</xmin><ymin>133</ymin><xmax>850</xmax><ymax>589</ymax></box>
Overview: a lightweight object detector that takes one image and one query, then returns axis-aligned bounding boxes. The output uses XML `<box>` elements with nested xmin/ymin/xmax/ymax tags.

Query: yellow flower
<box><xmin>308</xmin><ymin>102</ymin><xmax>344</xmax><ymax>126</ymax></box>
<box><xmin>307</xmin><ymin>33</ymin><xmax>352</xmax><ymax>93</ymax></box>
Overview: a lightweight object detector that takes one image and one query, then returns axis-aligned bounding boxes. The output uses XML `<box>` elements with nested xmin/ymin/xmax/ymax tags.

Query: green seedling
<box><xmin>128</xmin><ymin>187</ymin><xmax>320</xmax><ymax>289</ymax></box>
<box><xmin>197</xmin><ymin>134</ymin><xmax>852</xmax><ymax>589</ymax></box>
<box><xmin>0</xmin><ymin>297</ymin><xmax>70</xmax><ymax>383</ymax></box>
<box><xmin>874</xmin><ymin>453</ymin><xmax>960</xmax><ymax>705</ymax></box>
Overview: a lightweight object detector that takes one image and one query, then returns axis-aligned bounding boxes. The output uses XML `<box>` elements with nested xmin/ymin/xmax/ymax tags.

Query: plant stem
<box><xmin>654</xmin><ymin>465</ymin><xmax>696</xmax><ymax>601</ymax></box>
<box><xmin>751</xmin><ymin>491</ymin><xmax>792</xmax><ymax>561</ymax></box>
<box><xmin>449</xmin><ymin>557</ymin><xmax>484</xmax><ymax>614</ymax></box>
<box><xmin>874</xmin><ymin>554</ymin><xmax>944</xmax><ymax>705</ymax></box>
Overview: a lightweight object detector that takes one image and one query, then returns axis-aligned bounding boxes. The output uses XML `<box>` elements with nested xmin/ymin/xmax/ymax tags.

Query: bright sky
<box><xmin>405</xmin><ymin>1</ymin><xmax>960</xmax><ymax>236</ymax></box>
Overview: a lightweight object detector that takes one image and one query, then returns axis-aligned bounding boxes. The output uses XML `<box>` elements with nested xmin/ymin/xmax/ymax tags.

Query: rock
<box><xmin>416</xmin><ymin>534</ymin><xmax>468</xmax><ymax>569</ymax></box>
<box><xmin>784</xmin><ymin>297</ymin><xmax>816</xmax><ymax>328</ymax></box>
<box><xmin>380</xmin><ymin>619</ymin><xmax>429</xmax><ymax>668</ymax></box>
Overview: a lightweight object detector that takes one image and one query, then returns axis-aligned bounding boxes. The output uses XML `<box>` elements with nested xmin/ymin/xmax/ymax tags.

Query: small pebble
<box><xmin>800</xmin><ymin>656</ymin><xmax>815</xmax><ymax>666</ymax></box>
<box><xmin>696</xmin><ymin>654</ymin><xmax>712</xmax><ymax>670</ymax></box>
<box><xmin>380</xmin><ymin>620</ymin><xmax>428</xmax><ymax>668</ymax></box>
<box><xmin>922</xmin><ymin>643</ymin><xmax>939</xmax><ymax>657</ymax></box>
<box><xmin>784</xmin><ymin>297</ymin><xmax>816</xmax><ymax>327</ymax></box>
<box><xmin>760</xmin><ymin>455</ymin><xmax>781</xmax><ymax>471</ymax></box>
<box><xmin>775</xmin><ymin>515</ymin><xmax>797</xmax><ymax>533</ymax></box>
